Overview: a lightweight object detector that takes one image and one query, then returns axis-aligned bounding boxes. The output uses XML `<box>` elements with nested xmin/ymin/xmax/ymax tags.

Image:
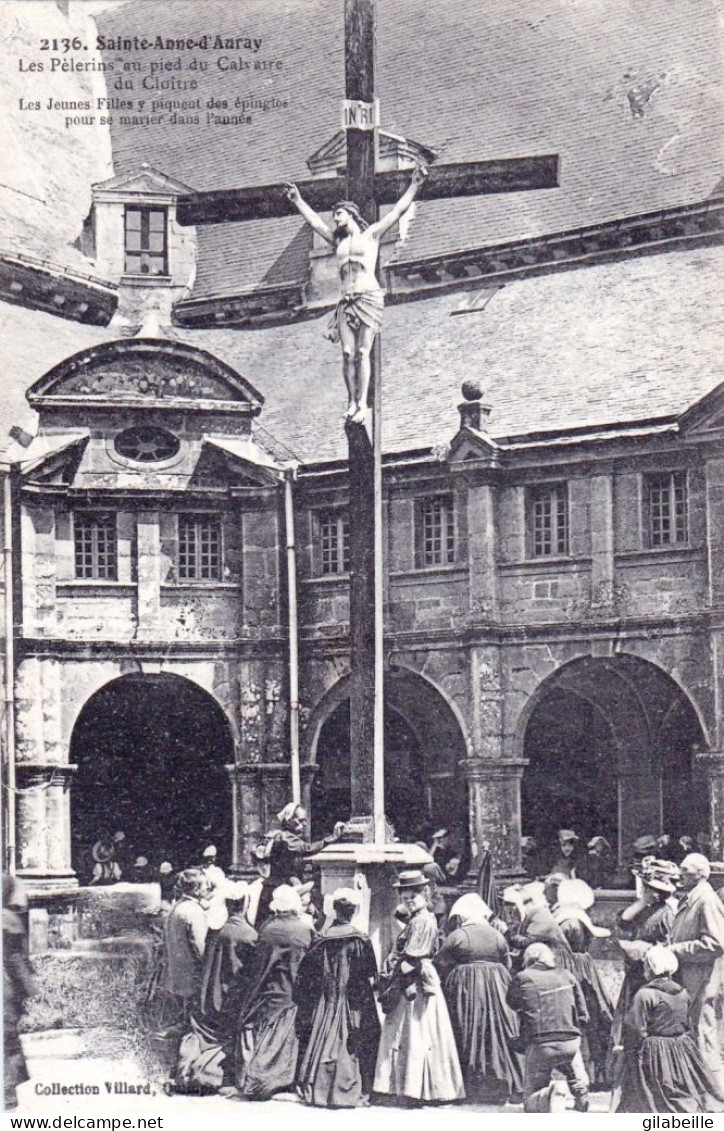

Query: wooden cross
<box><xmin>178</xmin><ymin>0</ymin><xmax>559</xmax><ymax>846</ymax></box>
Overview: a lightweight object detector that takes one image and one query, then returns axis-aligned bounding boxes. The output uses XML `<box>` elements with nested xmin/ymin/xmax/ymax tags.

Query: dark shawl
<box><xmin>295</xmin><ymin>923</ymin><xmax>380</xmax><ymax>1107</ymax></box>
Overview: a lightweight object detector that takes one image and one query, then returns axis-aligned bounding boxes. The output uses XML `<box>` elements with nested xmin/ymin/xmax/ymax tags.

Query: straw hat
<box><xmin>92</xmin><ymin>840</ymin><xmax>114</xmax><ymax>864</ymax></box>
<box><xmin>392</xmin><ymin>869</ymin><xmax>428</xmax><ymax>890</ymax></box>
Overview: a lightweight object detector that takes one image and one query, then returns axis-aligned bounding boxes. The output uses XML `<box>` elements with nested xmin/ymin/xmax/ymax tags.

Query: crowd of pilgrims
<box><xmin>115</xmin><ymin>804</ymin><xmax>724</xmax><ymax>1113</ymax></box>
<box><xmin>6</xmin><ymin>807</ymin><xmax>724</xmax><ymax>1112</ymax></box>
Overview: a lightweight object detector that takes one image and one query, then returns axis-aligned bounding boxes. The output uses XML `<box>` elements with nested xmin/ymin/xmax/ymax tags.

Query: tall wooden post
<box><xmin>175</xmin><ymin>0</ymin><xmax>560</xmax><ymax>856</ymax></box>
<box><xmin>344</xmin><ymin>0</ymin><xmax>385</xmax><ymax>842</ymax></box>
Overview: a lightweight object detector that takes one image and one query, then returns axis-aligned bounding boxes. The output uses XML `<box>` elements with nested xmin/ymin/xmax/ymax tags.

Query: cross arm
<box><xmin>176</xmin><ymin>154</ymin><xmax>560</xmax><ymax>227</ymax></box>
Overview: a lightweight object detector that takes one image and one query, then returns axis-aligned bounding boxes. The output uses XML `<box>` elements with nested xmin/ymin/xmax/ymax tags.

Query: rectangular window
<box><xmin>645</xmin><ymin>471</ymin><xmax>688</xmax><ymax>547</ymax></box>
<box><xmin>318</xmin><ymin>511</ymin><xmax>350</xmax><ymax>575</ymax></box>
<box><xmin>74</xmin><ymin>512</ymin><xmax>117</xmax><ymax>580</ymax></box>
<box><xmin>416</xmin><ymin>495</ymin><xmax>456</xmax><ymax>568</ymax></box>
<box><xmin>177</xmin><ymin>515</ymin><xmax>222</xmax><ymax>581</ymax></box>
<box><xmin>528</xmin><ymin>483</ymin><xmax>569</xmax><ymax>557</ymax></box>
<box><xmin>124</xmin><ymin>206</ymin><xmax>168</xmax><ymax>276</ymax></box>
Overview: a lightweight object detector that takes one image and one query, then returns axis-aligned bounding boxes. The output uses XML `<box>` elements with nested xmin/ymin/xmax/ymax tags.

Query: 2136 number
<box><xmin>39</xmin><ymin>38</ymin><xmax>84</xmax><ymax>52</ymax></box>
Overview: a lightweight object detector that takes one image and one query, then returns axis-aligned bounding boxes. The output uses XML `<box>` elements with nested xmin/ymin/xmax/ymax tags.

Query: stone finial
<box><xmin>458</xmin><ymin>380</ymin><xmax>491</xmax><ymax>431</ymax></box>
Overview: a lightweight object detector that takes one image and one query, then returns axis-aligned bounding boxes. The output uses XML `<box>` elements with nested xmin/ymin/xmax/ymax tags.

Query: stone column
<box><xmin>16</xmin><ymin>764</ymin><xmax>77</xmax><ymax>891</ymax></box>
<box><xmin>462</xmin><ymin>758</ymin><xmax>528</xmax><ymax>877</ymax></box>
<box><xmin>135</xmin><ymin>511</ymin><xmax>161</xmax><ymax>639</ymax></box>
<box><xmin>617</xmin><ymin>764</ymin><xmax>662</xmax><ymax>866</ymax></box>
<box><xmin>467</xmin><ymin>481</ymin><xmax>499</xmax><ymax>620</ymax></box>
<box><xmin>696</xmin><ymin>752</ymin><xmax>724</xmax><ymax>859</ymax></box>
<box><xmin>231</xmin><ymin>763</ymin><xmax>291</xmax><ymax>872</ymax></box>
<box><xmin>44</xmin><ymin>766</ymin><xmax>75</xmax><ymax>874</ymax></box>
<box><xmin>589</xmin><ymin>473</ymin><xmax>614</xmax><ymax>605</ymax></box>
<box><xmin>300</xmin><ymin>762</ymin><xmax>320</xmax><ymax>833</ymax></box>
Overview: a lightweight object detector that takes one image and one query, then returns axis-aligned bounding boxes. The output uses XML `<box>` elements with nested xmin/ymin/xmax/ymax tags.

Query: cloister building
<box><xmin>1</xmin><ymin>0</ymin><xmax>723</xmax><ymax>906</ymax></box>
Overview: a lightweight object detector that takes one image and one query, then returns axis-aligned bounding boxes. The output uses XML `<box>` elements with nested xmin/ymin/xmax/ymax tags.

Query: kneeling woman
<box><xmin>436</xmin><ymin>893</ymin><xmax>523</xmax><ymax>1102</ymax></box>
<box><xmin>225</xmin><ymin>885</ymin><xmax>313</xmax><ymax>1101</ymax></box>
<box><xmin>618</xmin><ymin>946</ymin><xmax>713</xmax><ymax>1113</ymax></box>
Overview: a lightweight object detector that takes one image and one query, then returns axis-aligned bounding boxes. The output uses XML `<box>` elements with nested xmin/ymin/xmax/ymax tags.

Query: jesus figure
<box><xmin>284</xmin><ymin>164</ymin><xmax>428</xmax><ymax>424</ymax></box>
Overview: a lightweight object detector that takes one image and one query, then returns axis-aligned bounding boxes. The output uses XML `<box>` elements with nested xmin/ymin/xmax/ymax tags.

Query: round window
<box><xmin>114</xmin><ymin>426</ymin><xmax>180</xmax><ymax>463</ymax></box>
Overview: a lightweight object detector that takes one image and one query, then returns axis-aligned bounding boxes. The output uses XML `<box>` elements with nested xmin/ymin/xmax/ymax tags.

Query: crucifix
<box><xmin>177</xmin><ymin>0</ymin><xmax>558</xmax><ymax>852</ymax></box>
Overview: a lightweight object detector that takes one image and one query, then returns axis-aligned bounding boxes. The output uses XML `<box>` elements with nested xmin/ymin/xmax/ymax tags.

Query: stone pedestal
<box><xmin>311</xmin><ymin>840</ymin><xmax>431</xmax><ymax>968</ymax></box>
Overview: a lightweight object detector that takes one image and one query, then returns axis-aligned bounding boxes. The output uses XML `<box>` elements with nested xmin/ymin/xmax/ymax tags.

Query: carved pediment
<box><xmin>448</xmin><ymin>426</ymin><xmax>500</xmax><ymax>469</ymax></box>
<box><xmin>92</xmin><ymin>165</ymin><xmax>194</xmax><ymax>200</ymax></box>
<box><xmin>191</xmin><ymin>440</ymin><xmax>282</xmax><ymax>489</ymax></box>
<box><xmin>27</xmin><ymin>340</ymin><xmax>264</xmax><ymax>413</ymax></box>
<box><xmin>21</xmin><ymin>437</ymin><xmax>88</xmax><ymax>486</ymax></box>
<box><xmin>678</xmin><ymin>380</ymin><xmax>724</xmax><ymax>439</ymax></box>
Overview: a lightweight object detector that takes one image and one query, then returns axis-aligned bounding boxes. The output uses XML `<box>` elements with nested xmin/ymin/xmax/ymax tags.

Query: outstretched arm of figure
<box><xmin>369</xmin><ymin>164</ymin><xmax>428</xmax><ymax>239</ymax></box>
<box><xmin>284</xmin><ymin>183</ymin><xmax>335</xmax><ymax>245</ymax></box>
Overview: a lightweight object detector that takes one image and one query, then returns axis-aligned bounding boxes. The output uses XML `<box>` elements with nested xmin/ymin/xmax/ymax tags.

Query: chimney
<box><xmin>458</xmin><ymin>380</ymin><xmax>492</xmax><ymax>431</ymax></box>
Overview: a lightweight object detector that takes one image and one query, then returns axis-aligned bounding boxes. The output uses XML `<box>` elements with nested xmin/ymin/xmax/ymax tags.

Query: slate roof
<box><xmin>3</xmin><ymin>242</ymin><xmax>721</xmax><ymax>464</ymax></box>
<box><xmin>94</xmin><ymin>0</ymin><xmax>724</xmax><ymax>299</ymax></box>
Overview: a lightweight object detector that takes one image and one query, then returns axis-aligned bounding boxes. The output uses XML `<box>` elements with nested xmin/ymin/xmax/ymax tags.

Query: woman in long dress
<box><xmin>199</xmin><ymin>881</ymin><xmax>257</xmax><ymax>1023</ymax></box>
<box><xmin>553</xmin><ymin>878</ymin><xmax>614</xmax><ymax>1089</ymax></box>
<box><xmin>373</xmin><ymin>869</ymin><xmax>465</xmax><ymax>1104</ymax></box>
<box><xmin>436</xmin><ymin>893</ymin><xmax>523</xmax><ymax>1102</ymax></box>
<box><xmin>613</xmin><ymin>860</ymin><xmax>679</xmax><ymax>1033</ymax></box>
<box><xmin>224</xmin><ymin>884</ymin><xmax>313</xmax><ymax>1100</ymax></box>
<box><xmin>618</xmin><ymin>947</ymin><xmax>714</xmax><ymax>1112</ymax></box>
<box><xmin>295</xmin><ymin>887</ymin><xmax>380</xmax><ymax>1107</ymax></box>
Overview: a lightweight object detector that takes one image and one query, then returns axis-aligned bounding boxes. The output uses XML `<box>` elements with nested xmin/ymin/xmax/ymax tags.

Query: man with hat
<box><xmin>158</xmin><ymin>862</ymin><xmax>176</xmax><ymax>906</ymax></box>
<box><xmin>162</xmin><ymin>867</ymin><xmax>208</xmax><ymax>1026</ymax></box>
<box><xmin>374</xmin><ymin>869</ymin><xmax>464</xmax><ymax>1102</ymax></box>
<box><xmin>131</xmin><ymin>856</ymin><xmax>150</xmax><ymax>883</ymax></box>
<box><xmin>88</xmin><ymin>837</ymin><xmax>122</xmax><ymax>885</ymax></box>
<box><xmin>200</xmin><ymin>845</ymin><xmax>225</xmax><ymax>894</ymax></box>
<box><xmin>584</xmin><ymin>836</ymin><xmax>613</xmax><ymax>889</ymax></box>
<box><xmin>668</xmin><ymin>853</ymin><xmax>724</xmax><ymax>1101</ymax></box>
<box><xmin>429</xmin><ymin>828</ymin><xmax>455</xmax><ymax>871</ymax></box>
<box><xmin>295</xmin><ymin>887</ymin><xmax>380</xmax><ymax>1107</ymax></box>
<box><xmin>549</xmin><ymin>830</ymin><xmax>580</xmax><ymax>879</ymax></box>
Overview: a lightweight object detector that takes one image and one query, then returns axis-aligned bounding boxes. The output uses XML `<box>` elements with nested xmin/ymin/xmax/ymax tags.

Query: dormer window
<box><xmin>124</xmin><ymin>206</ymin><xmax>168</xmax><ymax>276</ymax></box>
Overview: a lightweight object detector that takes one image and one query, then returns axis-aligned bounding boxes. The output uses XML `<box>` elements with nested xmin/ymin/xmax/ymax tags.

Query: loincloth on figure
<box><xmin>324</xmin><ymin>289</ymin><xmax>384</xmax><ymax>343</ymax></box>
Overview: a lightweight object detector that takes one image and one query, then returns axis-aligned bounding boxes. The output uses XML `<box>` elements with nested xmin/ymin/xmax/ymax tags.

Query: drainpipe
<box><xmin>2</xmin><ymin>464</ymin><xmax>16</xmax><ymax>873</ymax></box>
<box><xmin>284</xmin><ymin>467</ymin><xmax>301</xmax><ymax>806</ymax></box>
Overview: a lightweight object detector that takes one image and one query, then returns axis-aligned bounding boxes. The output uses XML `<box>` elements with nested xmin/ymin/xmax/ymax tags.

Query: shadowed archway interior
<box><xmin>70</xmin><ymin>673</ymin><xmax>234</xmax><ymax>881</ymax></box>
<box><xmin>311</xmin><ymin>669</ymin><xmax>468</xmax><ymax>847</ymax></box>
<box><xmin>521</xmin><ymin>655</ymin><xmax>707</xmax><ymax>868</ymax></box>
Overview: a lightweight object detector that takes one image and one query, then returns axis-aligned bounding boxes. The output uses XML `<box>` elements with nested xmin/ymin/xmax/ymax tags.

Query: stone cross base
<box><xmin>310</xmin><ymin>838</ymin><xmax>431</xmax><ymax>968</ymax></box>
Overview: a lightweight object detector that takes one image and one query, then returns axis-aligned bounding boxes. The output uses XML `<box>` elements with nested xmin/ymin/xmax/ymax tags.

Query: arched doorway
<box><xmin>520</xmin><ymin>655</ymin><xmax>708</xmax><ymax>868</ymax></box>
<box><xmin>310</xmin><ymin>668</ymin><xmax>468</xmax><ymax>846</ymax></box>
<box><xmin>70</xmin><ymin>673</ymin><xmax>234</xmax><ymax>881</ymax></box>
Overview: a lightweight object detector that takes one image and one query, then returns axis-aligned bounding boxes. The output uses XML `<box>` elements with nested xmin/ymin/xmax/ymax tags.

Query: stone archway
<box><xmin>308</xmin><ymin>667</ymin><xmax>468</xmax><ymax>846</ymax></box>
<box><xmin>70</xmin><ymin>673</ymin><xmax>235</xmax><ymax>881</ymax></box>
<box><xmin>519</xmin><ymin>655</ymin><xmax>708</xmax><ymax>867</ymax></box>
